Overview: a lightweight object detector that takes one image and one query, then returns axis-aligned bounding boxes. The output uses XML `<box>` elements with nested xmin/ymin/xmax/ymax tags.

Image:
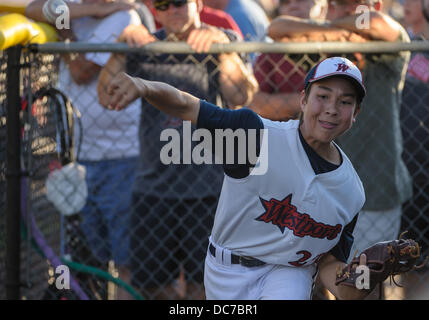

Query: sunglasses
<box><xmin>154</xmin><ymin>0</ymin><xmax>189</xmax><ymax>11</ymax></box>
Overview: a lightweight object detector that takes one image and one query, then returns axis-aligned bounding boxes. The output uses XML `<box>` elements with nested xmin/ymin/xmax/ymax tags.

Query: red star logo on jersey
<box><xmin>255</xmin><ymin>194</ymin><xmax>342</xmax><ymax>239</ymax></box>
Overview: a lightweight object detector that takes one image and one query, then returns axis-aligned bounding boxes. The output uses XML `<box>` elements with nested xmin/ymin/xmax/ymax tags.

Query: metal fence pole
<box><xmin>5</xmin><ymin>45</ymin><xmax>22</xmax><ymax>300</ymax></box>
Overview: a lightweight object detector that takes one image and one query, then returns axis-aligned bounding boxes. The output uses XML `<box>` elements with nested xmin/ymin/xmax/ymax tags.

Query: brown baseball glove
<box><xmin>335</xmin><ymin>232</ymin><xmax>428</xmax><ymax>292</ymax></box>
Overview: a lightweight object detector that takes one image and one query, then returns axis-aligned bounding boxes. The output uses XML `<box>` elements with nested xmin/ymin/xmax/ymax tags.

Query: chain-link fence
<box><xmin>398</xmin><ymin>48</ymin><xmax>429</xmax><ymax>300</ymax></box>
<box><xmin>1</xmin><ymin>41</ymin><xmax>429</xmax><ymax>300</ymax></box>
<box><xmin>0</xmin><ymin>48</ymin><xmax>7</xmax><ymax>301</ymax></box>
<box><xmin>19</xmin><ymin>50</ymin><xmax>72</xmax><ymax>300</ymax></box>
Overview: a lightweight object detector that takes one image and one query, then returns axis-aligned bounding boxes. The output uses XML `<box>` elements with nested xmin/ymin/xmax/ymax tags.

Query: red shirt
<box><xmin>254</xmin><ymin>53</ymin><xmax>306</xmax><ymax>93</ymax></box>
<box><xmin>200</xmin><ymin>6</ymin><xmax>243</xmax><ymax>39</ymax></box>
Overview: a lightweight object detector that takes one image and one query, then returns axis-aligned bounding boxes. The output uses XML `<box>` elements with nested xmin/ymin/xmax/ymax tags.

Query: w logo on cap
<box><xmin>336</xmin><ymin>63</ymin><xmax>350</xmax><ymax>72</ymax></box>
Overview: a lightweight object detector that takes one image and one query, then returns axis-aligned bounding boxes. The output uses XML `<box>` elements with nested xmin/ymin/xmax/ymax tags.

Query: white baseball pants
<box><xmin>204</xmin><ymin>240</ymin><xmax>318</xmax><ymax>300</ymax></box>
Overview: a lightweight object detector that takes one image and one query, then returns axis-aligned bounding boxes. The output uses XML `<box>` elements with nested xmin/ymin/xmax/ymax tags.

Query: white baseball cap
<box><xmin>304</xmin><ymin>57</ymin><xmax>366</xmax><ymax>102</ymax></box>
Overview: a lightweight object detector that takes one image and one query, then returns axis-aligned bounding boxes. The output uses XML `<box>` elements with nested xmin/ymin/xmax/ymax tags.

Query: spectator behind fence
<box><xmin>400</xmin><ymin>0</ymin><xmax>429</xmax><ymax>262</ymax></box>
<box><xmin>141</xmin><ymin>0</ymin><xmax>244</xmax><ymax>37</ymax></box>
<box><xmin>97</xmin><ymin>0</ymin><xmax>257</xmax><ymax>299</ymax></box>
<box><xmin>268</xmin><ymin>0</ymin><xmax>412</xmax><ymax>297</ymax></box>
<box><xmin>403</xmin><ymin>0</ymin><xmax>427</xmax><ymax>37</ymax></box>
<box><xmin>25</xmin><ymin>0</ymin><xmax>154</xmax><ymax>300</ymax></box>
<box><xmin>249</xmin><ymin>0</ymin><xmax>328</xmax><ymax>121</ymax></box>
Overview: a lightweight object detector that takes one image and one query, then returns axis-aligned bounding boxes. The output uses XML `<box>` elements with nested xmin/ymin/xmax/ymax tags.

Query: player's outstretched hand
<box><xmin>103</xmin><ymin>72</ymin><xmax>144</xmax><ymax>111</ymax></box>
<box><xmin>187</xmin><ymin>25</ymin><xmax>230</xmax><ymax>53</ymax></box>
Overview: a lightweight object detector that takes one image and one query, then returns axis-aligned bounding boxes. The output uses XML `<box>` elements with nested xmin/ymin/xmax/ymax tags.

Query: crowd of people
<box><xmin>24</xmin><ymin>0</ymin><xmax>429</xmax><ymax>300</ymax></box>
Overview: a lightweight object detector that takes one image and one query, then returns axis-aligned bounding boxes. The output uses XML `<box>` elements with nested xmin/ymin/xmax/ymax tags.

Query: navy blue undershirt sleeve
<box><xmin>197</xmin><ymin>100</ymin><xmax>263</xmax><ymax>178</ymax></box>
<box><xmin>329</xmin><ymin>214</ymin><xmax>359</xmax><ymax>263</ymax></box>
<box><xmin>197</xmin><ymin>100</ymin><xmax>263</xmax><ymax>131</ymax></box>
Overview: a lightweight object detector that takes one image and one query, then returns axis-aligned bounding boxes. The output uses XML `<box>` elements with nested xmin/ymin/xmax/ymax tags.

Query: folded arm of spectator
<box><xmin>247</xmin><ymin>92</ymin><xmax>301</xmax><ymax>121</ymax></box>
<box><xmin>269</xmin><ymin>13</ymin><xmax>400</xmax><ymax>43</ymax></box>
<box><xmin>268</xmin><ymin>16</ymin><xmax>340</xmax><ymax>40</ymax></box>
<box><xmin>330</xmin><ymin>11</ymin><xmax>401</xmax><ymax>42</ymax></box>
<box><xmin>25</xmin><ymin>0</ymin><xmax>136</xmax><ymax>24</ymax></box>
<box><xmin>267</xmin><ymin>15</ymin><xmax>369</xmax><ymax>43</ymax></box>
<box><xmin>187</xmin><ymin>25</ymin><xmax>258</xmax><ymax>107</ymax></box>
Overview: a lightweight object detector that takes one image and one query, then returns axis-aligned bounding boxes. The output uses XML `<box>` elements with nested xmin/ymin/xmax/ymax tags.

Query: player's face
<box><xmin>300</xmin><ymin>77</ymin><xmax>360</xmax><ymax>145</ymax></box>
<box><xmin>155</xmin><ymin>0</ymin><xmax>200</xmax><ymax>36</ymax></box>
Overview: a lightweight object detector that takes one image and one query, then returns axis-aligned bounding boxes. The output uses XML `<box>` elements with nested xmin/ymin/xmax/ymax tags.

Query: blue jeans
<box><xmin>79</xmin><ymin>157</ymin><xmax>138</xmax><ymax>266</ymax></box>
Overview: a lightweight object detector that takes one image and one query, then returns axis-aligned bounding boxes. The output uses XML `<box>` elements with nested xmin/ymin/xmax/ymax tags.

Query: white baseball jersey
<box><xmin>210</xmin><ymin>119</ymin><xmax>365</xmax><ymax>267</ymax></box>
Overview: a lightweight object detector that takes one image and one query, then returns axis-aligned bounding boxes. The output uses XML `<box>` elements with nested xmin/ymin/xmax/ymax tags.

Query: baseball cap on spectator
<box><xmin>304</xmin><ymin>56</ymin><xmax>366</xmax><ymax>103</ymax></box>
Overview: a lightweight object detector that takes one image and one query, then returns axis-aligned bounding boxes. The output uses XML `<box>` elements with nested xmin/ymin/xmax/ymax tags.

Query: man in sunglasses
<box><xmin>98</xmin><ymin>0</ymin><xmax>257</xmax><ymax>299</ymax></box>
<box><xmin>267</xmin><ymin>0</ymin><xmax>413</xmax><ymax>299</ymax></box>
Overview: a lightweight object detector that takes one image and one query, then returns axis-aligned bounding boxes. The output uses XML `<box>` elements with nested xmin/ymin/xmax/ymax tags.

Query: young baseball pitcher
<box><xmin>98</xmin><ymin>56</ymin><xmax>424</xmax><ymax>300</ymax></box>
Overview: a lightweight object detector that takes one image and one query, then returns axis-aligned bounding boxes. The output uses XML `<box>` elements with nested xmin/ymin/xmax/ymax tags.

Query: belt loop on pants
<box><xmin>223</xmin><ymin>247</ymin><xmax>232</xmax><ymax>265</ymax></box>
<box><xmin>215</xmin><ymin>246</ymin><xmax>223</xmax><ymax>265</ymax></box>
<box><xmin>208</xmin><ymin>240</ymin><xmax>266</xmax><ymax>268</ymax></box>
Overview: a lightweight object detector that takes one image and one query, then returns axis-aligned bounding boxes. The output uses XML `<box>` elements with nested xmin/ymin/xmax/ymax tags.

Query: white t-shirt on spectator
<box><xmin>58</xmin><ymin>10</ymin><xmax>142</xmax><ymax>161</ymax></box>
